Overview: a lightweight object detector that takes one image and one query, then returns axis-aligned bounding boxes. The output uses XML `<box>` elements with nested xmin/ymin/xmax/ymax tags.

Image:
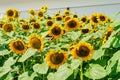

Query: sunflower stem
<box><xmin>80</xmin><ymin>61</ymin><xmax>83</xmax><ymax>80</ymax></box>
<box><xmin>22</xmin><ymin>62</ymin><xmax>25</xmax><ymax>72</ymax></box>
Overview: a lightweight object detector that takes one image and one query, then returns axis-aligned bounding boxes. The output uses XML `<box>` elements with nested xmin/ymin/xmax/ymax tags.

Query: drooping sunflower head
<box><xmin>72</xmin><ymin>42</ymin><xmax>94</xmax><ymax>61</ymax></box>
<box><xmin>6</xmin><ymin>8</ymin><xmax>15</xmax><ymax>18</ymax></box>
<box><xmin>64</xmin><ymin>16</ymin><xmax>71</xmax><ymax>22</ymax></box>
<box><xmin>28</xmin><ymin>34</ymin><xmax>44</xmax><ymax>52</ymax></box>
<box><xmin>102</xmin><ymin>27</ymin><xmax>114</xmax><ymax>44</ymax></box>
<box><xmin>46</xmin><ymin>49</ymin><xmax>68</xmax><ymax>69</ymax></box>
<box><xmin>97</xmin><ymin>13</ymin><xmax>107</xmax><ymax>24</ymax></box>
<box><xmin>55</xmin><ymin>15</ymin><xmax>63</xmax><ymax>21</ymax></box>
<box><xmin>65</xmin><ymin>18</ymin><xmax>80</xmax><ymax>31</ymax></box>
<box><xmin>32</xmin><ymin>22</ymin><xmax>41</xmax><ymax>30</ymax></box>
<box><xmin>9</xmin><ymin>39</ymin><xmax>27</xmax><ymax>54</ymax></box>
<box><xmin>64</xmin><ymin>10</ymin><xmax>70</xmax><ymax>16</ymax></box>
<box><xmin>49</xmin><ymin>24</ymin><xmax>64</xmax><ymax>39</ymax></box>
<box><xmin>28</xmin><ymin>9</ymin><xmax>36</xmax><ymax>16</ymax></box>
<box><xmin>37</xmin><ymin>10</ymin><xmax>44</xmax><ymax>19</ymax></box>
<box><xmin>46</xmin><ymin>20</ymin><xmax>53</xmax><ymax>27</ymax></box>
<box><xmin>90</xmin><ymin>13</ymin><xmax>99</xmax><ymax>25</ymax></box>
<box><xmin>2</xmin><ymin>23</ymin><xmax>14</xmax><ymax>33</ymax></box>
<box><xmin>80</xmin><ymin>15</ymin><xmax>88</xmax><ymax>23</ymax></box>
<box><xmin>21</xmin><ymin>24</ymin><xmax>30</xmax><ymax>32</ymax></box>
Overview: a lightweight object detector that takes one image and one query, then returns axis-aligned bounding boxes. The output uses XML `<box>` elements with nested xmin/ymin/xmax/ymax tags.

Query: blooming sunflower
<box><xmin>80</xmin><ymin>15</ymin><xmax>88</xmax><ymax>23</ymax></box>
<box><xmin>81</xmin><ymin>28</ymin><xmax>91</xmax><ymax>34</ymax></box>
<box><xmin>72</xmin><ymin>42</ymin><xmax>94</xmax><ymax>61</ymax></box>
<box><xmin>102</xmin><ymin>27</ymin><xmax>114</xmax><ymax>44</ymax></box>
<box><xmin>9</xmin><ymin>39</ymin><xmax>27</xmax><ymax>54</ymax></box>
<box><xmin>14</xmin><ymin>9</ymin><xmax>20</xmax><ymax>19</ymax></box>
<box><xmin>21</xmin><ymin>24</ymin><xmax>30</xmax><ymax>32</ymax></box>
<box><xmin>19</xmin><ymin>19</ymin><xmax>27</xmax><ymax>25</ymax></box>
<box><xmin>28</xmin><ymin>34</ymin><xmax>44</xmax><ymax>52</ymax></box>
<box><xmin>46</xmin><ymin>49</ymin><xmax>68</xmax><ymax>69</ymax></box>
<box><xmin>90</xmin><ymin>13</ymin><xmax>99</xmax><ymax>25</ymax></box>
<box><xmin>37</xmin><ymin>10</ymin><xmax>44</xmax><ymax>19</ymax></box>
<box><xmin>49</xmin><ymin>24</ymin><xmax>64</xmax><ymax>38</ymax></box>
<box><xmin>6</xmin><ymin>8</ymin><xmax>15</xmax><ymax>18</ymax></box>
<box><xmin>64</xmin><ymin>16</ymin><xmax>71</xmax><ymax>22</ymax></box>
<box><xmin>28</xmin><ymin>9</ymin><xmax>36</xmax><ymax>16</ymax></box>
<box><xmin>29</xmin><ymin>18</ymin><xmax>36</xmax><ymax>24</ymax></box>
<box><xmin>46</xmin><ymin>20</ymin><xmax>53</xmax><ymax>27</ymax></box>
<box><xmin>32</xmin><ymin>22</ymin><xmax>41</xmax><ymax>30</ymax></box>
<box><xmin>65</xmin><ymin>18</ymin><xmax>80</xmax><ymax>31</ymax></box>
<box><xmin>0</xmin><ymin>22</ymin><xmax>4</xmax><ymax>28</ymax></box>
<box><xmin>64</xmin><ymin>10</ymin><xmax>70</xmax><ymax>16</ymax></box>
<box><xmin>97</xmin><ymin>13</ymin><xmax>107</xmax><ymax>24</ymax></box>
<box><xmin>55</xmin><ymin>15</ymin><xmax>63</xmax><ymax>21</ymax></box>
<box><xmin>2</xmin><ymin>23</ymin><xmax>14</xmax><ymax>33</ymax></box>
<box><xmin>73</xmin><ymin>14</ymin><xmax>78</xmax><ymax>18</ymax></box>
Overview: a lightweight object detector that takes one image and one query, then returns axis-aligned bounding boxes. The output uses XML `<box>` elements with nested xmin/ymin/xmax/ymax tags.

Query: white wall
<box><xmin>0</xmin><ymin>0</ymin><xmax>120</xmax><ymax>18</ymax></box>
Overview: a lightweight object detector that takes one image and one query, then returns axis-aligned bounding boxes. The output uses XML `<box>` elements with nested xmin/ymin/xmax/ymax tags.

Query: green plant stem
<box><xmin>22</xmin><ymin>62</ymin><xmax>25</xmax><ymax>72</ymax></box>
<box><xmin>80</xmin><ymin>61</ymin><xmax>83</xmax><ymax>80</ymax></box>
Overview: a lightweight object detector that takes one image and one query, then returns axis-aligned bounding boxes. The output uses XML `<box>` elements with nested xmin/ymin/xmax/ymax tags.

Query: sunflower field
<box><xmin>0</xmin><ymin>5</ymin><xmax>120</xmax><ymax>80</ymax></box>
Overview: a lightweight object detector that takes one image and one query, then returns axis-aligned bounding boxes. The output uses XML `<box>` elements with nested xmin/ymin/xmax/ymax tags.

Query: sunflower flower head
<box><xmin>46</xmin><ymin>20</ymin><xmax>53</xmax><ymax>27</ymax></box>
<box><xmin>65</xmin><ymin>18</ymin><xmax>80</xmax><ymax>31</ymax></box>
<box><xmin>97</xmin><ymin>13</ymin><xmax>107</xmax><ymax>24</ymax></box>
<box><xmin>49</xmin><ymin>24</ymin><xmax>64</xmax><ymax>39</ymax></box>
<box><xmin>32</xmin><ymin>22</ymin><xmax>41</xmax><ymax>30</ymax></box>
<box><xmin>9</xmin><ymin>39</ymin><xmax>27</xmax><ymax>54</ymax></box>
<box><xmin>90</xmin><ymin>13</ymin><xmax>99</xmax><ymax>25</ymax></box>
<box><xmin>72</xmin><ymin>42</ymin><xmax>94</xmax><ymax>61</ymax></box>
<box><xmin>55</xmin><ymin>15</ymin><xmax>63</xmax><ymax>21</ymax></box>
<box><xmin>28</xmin><ymin>34</ymin><xmax>44</xmax><ymax>52</ymax></box>
<box><xmin>46</xmin><ymin>49</ymin><xmax>68</xmax><ymax>69</ymax></box>
<box><xmin>37</xmin><ymin>10</ymin><xmax>44</xmax><ymax>19</ymax></box>
<box><xmin>6</xmin><ymin>8</ymin><xmax>15</xmax><ymax>18</ymax></box>
<box><xmin>21</xmin><ymin>24</ymin><xmax>30</xmax><ymax>32</ymax></box>
<box><xmin>2</xmin><ymin>23</ymin><xmax>14</xmax><ymax>33</ymax></box>
<box><xmin>64</xmin><ymin>10</ymin><xmax>70</xmax><ymax>16</ymax></box>
<box><xmin>64</xmin><ymin>16</ymin><xmax>71</xmax><ymax>22</ymax></box>
<box><xmin>28</xmin><ymin>9</ymin><xmax>36</xmax><ymax>16</ymax></box>
<box><xmin>80</xmin><ymin>15</ymin><xmax>88</xmax><ymax>23</ymax></box>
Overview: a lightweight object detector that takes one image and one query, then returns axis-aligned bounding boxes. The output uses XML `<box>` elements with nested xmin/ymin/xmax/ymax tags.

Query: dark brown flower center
<box><xmin>106</xmin><ymin>31</ymin><xmax>112</xmax><ymax>40</ymax></box>
<box><xmin>30</xmin><ymin>37</ymin><xmax>41</xmax><ymax>49</ymax></box>
<box><xmin>65</xmin><ymin>17</ymin><xmax>70</xmax><ymax>22</ymax></box>
<box><xmin>14</xmin><ymin>11</ymin><xmax>19</xmax><ymax>18</ymax></box>
<box><xmin>13</xmin><ymin>41</ymin><xmax>25</xmax><ymax>50</ymax></box>
<box><xmin>73</xmin><ymin>15</ymin><xmax>78</xmax><ymax>18</ymax></box>
<box><xmin>38</xmin><ymin>12</ymin><xmax>43</xmax><ymax>17</ymax></box>
<box><xmin>51</xmin><ymin>27</ymin><xmax>61</xmax><ymax>35</ymax></box>
<box><xmin>47</xmin><ymin>21</ymin><xmax>53</xmax><ymax>26</ymax></box>
<box><xmin>22</xmin><ymin>24</ymin><xmax>30</xmax><ymax>30</ymax></box>
<box><xmin>76</xmin><ymin>46</ymin><xmax>90</xmax><ymax>57</ymax></box>
<box><xmin>82</xmin><ymin>29</ymin><xmax>89</xmax><ymax>33</ymax></box>
<box><xmin>33</xmin><ymin>23</ymin><xmax>40</xmax><ymax>29</ymax></box>
<box><xmin>7</xmin><ymin>10</ymin><xmax>14</xmax><ymax>17</ymax></box>
<box><xmin>4</xmin><ymin>24</ymin><xmax>13</xmax><ymax>32</ymax></box>
<box><xmin>50</xmin><ymin>52</ymin><xmax>64</xmax><ymax>64</ymax></box>
<box><xmin>81</xmin><ymin>18</ymin><xmax>87</xmax><ymax>22</ymax></box>
<box><xmin>67</xmin><ymin>20</ymin><xmax>77</xmax><ymax>28</ymax></box>
<box><xmin>100</xmin><ymin>16</ymin><xmax>105</xmax><ymax>21</ymax></box>
<box><xmin>56</xmin><ymin>17</ymin><xmax>62</xmax><ymax>21</ymax></box>
<box><xmin>92</xmin><ymin>16</ymin><xmax>98</xmax><ymax>23</ymax></box>
<box><xmin>29</xmin><ymin>19</ymin><xmax>36</xmax><ymax>23</ymax></box>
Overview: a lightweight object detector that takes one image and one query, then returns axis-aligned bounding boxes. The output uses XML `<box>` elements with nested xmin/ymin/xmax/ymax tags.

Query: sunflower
<box><xmin>2</xmin><ymin>23</ymin><xmax>14</xmax><ymax>33</ymax></box>
<box><xmin>37</xmin><ymin>10</ymin><xmax>44</xmax><ymax>19</ymax></box>
<box><xmin>19</xmin><ymin>19</ymin><xmax>27</xmax><ymax>25</ymax></box>
<box><xmin>73</xmin><ymin>14</ymin><xmax>78</xmax><ymax>18</ymax></box>
<box><xmin>28</xmin><ymin>9</ymin><xmax>36</xmax><ymax>16</ymax></box>
<box><xmin>46</xmin><ymin>20</ymin><xmax>53</xmax><ymax>27</ymax></box>
<box><xmin>0</xmin><ymin>22</ymin><xmax>4</xmax><ymax>28</ymax></box>
<box><xmin>64</xmin><ymin>10</ymin><xmax>70</xmax><ymax>16</ymax></box>
<box><xmin>55</xmin><ymin>12</ymin><xmax>60</xmax><ymax>17</ymax></box>
<box><xmin>6</xmin><ymin>8</ymin><xmax>15</xmax><ymax>18</ymax></box>
<box><xmin>29</xmin><ymin>18</ymin><xmax>36</xmax><ymax>24</ymax></box>
<box><xmin>80</xmin><ymin>15</ymin><xmax>88</xmax><ymax>23</ymax></box>
<box><xmin>21</xmin><ymin>24</ymin><xmax>30</xmax><ymax>32</ymax></box>
<box><xmin>97</xmin><ymin>13</ymin><xmax>107</xmax><ymax>24</ymax></box>
<box><xmin>9</xmin><ymin>39</ymin><xmax>27</xmax><ymax>54</ymax></box>
<box><xmin>55</xmin><ymin>15</ymin><xmax>63</xmax><ymax>21</ymax></box>
<box><xmin>81</xmin><ymin>28</ymin><xmax>91</xmax><ymax>34</ymax></box>
<box><xmin>49</xmin><ymin>24</ymin><xmax>64</xmax><ymax>38</ymax></box>
<box><xmin>102</xmin><ymin>27</ymin><xmax>114</xmax><ymax>44</ymax></box>
<box><xmin>107</xmin><ymin>18</ymin><xmax>113</xmax><ymax>23</ymax></box>
<box><xmin>65</xmin><ymin>18</ymin><xmax>80</xmax><ymax>31</ymax></box>
<box><xmin>47</xmin><ymin>15</ymin><xmax>52</xmax><ymax>19</ymax></box>
<box><xmin>90</xmin><ymin>13</ymin><xmax>98</xmax><ymax>25</ymax></box>
<box><xmin>64</xmin><ymin>16</ymin><xmax>71</xmax><ymax>22</ymax></box>
<box><xmin>46</xmin><ymin>49</ymin><xmax>68</xmax><ymax>69</ymax></box>
<box><xmin>32</xmin><ymin>22</ymin><xmax>41</xmax><ymax>30</ymax></box>
<box><xmin>72</xmin><ymin>42</ymin><xmax>94</xmax><ymax>61</ymax></box>
<box><xmin>28</xmin><ymin>34</ymin><xmax>44</xmax><ymax>52</ymax></box>
<box><xmin>14</xmin><ymin>9</ymin><xmax>20</xmax><ymax>18</ymax></box>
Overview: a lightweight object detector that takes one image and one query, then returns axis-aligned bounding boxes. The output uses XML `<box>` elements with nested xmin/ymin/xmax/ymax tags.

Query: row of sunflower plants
<box><xmin>0</xmin><ymin>5</ymin><xmax>120</xmax><ymax>80</ymax></box>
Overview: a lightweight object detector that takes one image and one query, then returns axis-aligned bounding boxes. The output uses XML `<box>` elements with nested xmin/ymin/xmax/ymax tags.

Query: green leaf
<box><xmin>117</xmin><ymin>59</ymin><xmax>120</xmax><ymax>72</ymax></box>
<box><xmin>113</xmin><ymin>37</ymin><xmax>120</xmax><ymax>48</ymax></box>
<box><xmin>70</xmin><ymin>31</ymin><xmax>81</xmax><ymax>41</ymax></box>
<box><xmin>111</xmin><ymin>19</ymin><xmax>120</xmax><ymax>27</ymax></box>
<box><xmin>4</xmin><ymin>72</ymin><xmax>13</xmax><ymax>80</ymax></box>
<box><xmin>81</xmin><ymin>33</ymin><xmax>93</xmax><ymax>42</ymax></box>
<box><xmin>18</xmin><ymin>48</ymin><xmax>37</xmax><ymax>62</ymax></box>
<box><xmin>47</xmin><ymin>63</ymin><xmax>73</xmax><ymax>80</ymax></box>
<box><xmin>106</xmin><ymin>50</ymin><xmax>120</xmax><ymax>74</ymax></box>
<box><xmin>0</xmin><ymin>50</ymin><xmax>10</xmax><ymax>56</ymax></box>
<box><xmin>4</xmin><ymin>57</ymin><xmax>16</xmax><ymax>67</ymax></box>
<box><xmin>0</xmin><ymin>67</ymin><xmax>11</xmax><ymax>78</ymax></box>
<box><xmin>70</xmin><ymin>58</ymin><xmax>82</xmax><ymax>70</ymax></box>
<box><xmin>92</xmin><ymin>48</ymin><xmax>105</xmax><ymax>60</ymax></box>
<box><xmin>33</xmin><ymin>61</ymin><xmax>49</xmax><ymax>74</ymax></box>
<box><xmin>18</xmin><ymin>72</ymin><xmax>30</xmax><ymax>80</ymax></box>
<box><xmin>85</xmin><ymin>64</ymin><xmax>106</xmax><ymax>79</ymax></box>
